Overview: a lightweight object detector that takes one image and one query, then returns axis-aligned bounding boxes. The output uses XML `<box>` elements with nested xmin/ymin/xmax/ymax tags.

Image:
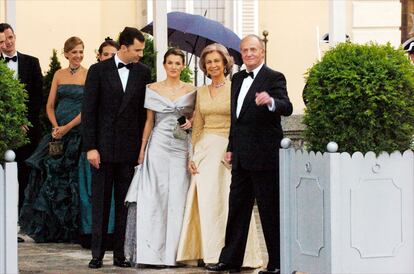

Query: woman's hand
<box><xmin>52</xmin><ymin>125</ymin><xmax>70</xmax><ymax>139</ymax></box>
<box><xmin>138</xmin><ymin>151</ymin><xmax>145</xmax><ymax>165</ymax></box>
<box><xmin>51</xmin><ymin>127</ymin><xmax>58</xmax><ymax>139</ymax></box>
<box><xmin>188</xmin><ymin>160</ymin><xmax>198</xmax><ymax>175</ymax></box>
<box><xmin>180</xmin><ymin>118</ymin><xmax>192</xmax><ymax>131</ymax></box>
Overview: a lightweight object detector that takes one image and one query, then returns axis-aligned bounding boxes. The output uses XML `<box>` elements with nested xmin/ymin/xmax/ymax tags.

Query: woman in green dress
<box><xmin>19</xmin><ymin>37</ymin><xmax>87</xmax><ymax>242</ymax></box>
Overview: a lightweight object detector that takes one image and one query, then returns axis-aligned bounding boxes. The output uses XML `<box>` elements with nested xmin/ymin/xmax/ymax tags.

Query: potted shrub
<box><xmin>279</xmin><ymin>43</ymin><xmax>414</xmax><ymax>274</ymax></box>
<box><xmin>0</xmin><ymin>61</ymin><xmax>30</xmax><ymax>158</ymax></box>
<box><xmin>303</xmin><ymin>42</ymin><xmax>414</xmax><ymax>154</ymax></box>
<box><xmin>0</xmin><ymin>60</ymin><xmax>27</xmax><ymax>274</ymax></box>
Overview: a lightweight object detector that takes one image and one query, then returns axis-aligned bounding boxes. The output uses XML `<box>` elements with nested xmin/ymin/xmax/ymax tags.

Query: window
<box><xmin>194</xmin><ymin>0</ymin><xmax>225</xmax><ymax>24</ymax></box>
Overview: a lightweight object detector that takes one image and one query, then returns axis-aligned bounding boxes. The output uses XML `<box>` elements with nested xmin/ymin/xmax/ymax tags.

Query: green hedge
<box><xmin>40</xmin><ymin>49</ymin><xmax>61</xmax><ymax>135</ymax></box>
<box><xmin>303</xmin><ymin>42</ymin><xmax>414</xmax><ymax>154</ymax></box>
<box><xmin>0</xmin><ymin>61</ymin><xmax>30</xmax><ymax>157</ymax></box>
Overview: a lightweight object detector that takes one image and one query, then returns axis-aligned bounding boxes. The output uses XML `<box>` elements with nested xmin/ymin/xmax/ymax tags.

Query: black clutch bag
<box><xmin>48</xmin><ymin>138</ymin><xmax>63</xmax><ymax>156</ymax></box>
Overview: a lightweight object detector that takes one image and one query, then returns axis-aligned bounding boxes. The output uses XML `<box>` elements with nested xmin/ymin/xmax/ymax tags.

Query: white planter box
<box><xmin>280</xmin><ymin>139</ymin><xmax>414</xmax><ymax>274</ymax></box>
<box><xmin>0</xmin><ymin>151</ymin><xmax>18</xmax><ymax>274</ymax></box>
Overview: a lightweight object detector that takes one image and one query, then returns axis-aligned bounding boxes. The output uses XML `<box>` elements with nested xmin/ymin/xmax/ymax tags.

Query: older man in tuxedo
<box><xmin>82</xmin><ymin>27</ymin><xmax>151</xmax><ymax>269</ymax></box>
<box><xmin>0</xmin><ymin>23</ymin><xmax>43</xmax><ymax>219</ymax></box>
<box><xmin>207</xmin><ymin>34</ymin><xmax>293</xmax><ymax>274</ymax></box>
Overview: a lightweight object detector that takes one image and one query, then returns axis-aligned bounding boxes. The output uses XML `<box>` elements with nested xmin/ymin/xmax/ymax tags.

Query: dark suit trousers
<box><xmin>219</xmin><ymin>166</ymin><xmax>280</xmax><ymax>269</ymax></box>
<box><xmin>91</xmin><ymin>162</ymin><xmax>135</xmax><ymax>259</ymax></box>
<box><xmin>16</xmin><ymin>142</ymin><xmax>38</xmax><ymax>213</ymax></box>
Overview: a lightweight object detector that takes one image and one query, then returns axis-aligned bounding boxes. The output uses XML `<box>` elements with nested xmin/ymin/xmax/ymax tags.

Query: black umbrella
<box><xmin>141</xmin><ymin>11</ymin><xmax>242</xmax><ymax>65</ymax></box>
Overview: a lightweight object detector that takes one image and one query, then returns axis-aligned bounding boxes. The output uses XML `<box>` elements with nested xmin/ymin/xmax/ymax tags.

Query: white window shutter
<box><xmin>241</xmin><ymin>0</ymin><xmax>258</xmax><ymax>37</ymax></box>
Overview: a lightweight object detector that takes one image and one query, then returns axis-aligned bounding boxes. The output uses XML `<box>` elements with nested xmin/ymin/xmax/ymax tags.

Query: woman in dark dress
<box><xmin>19</xmin><ymin>37</ymin><xmax>87</xmax><ymax>242</ymax></box>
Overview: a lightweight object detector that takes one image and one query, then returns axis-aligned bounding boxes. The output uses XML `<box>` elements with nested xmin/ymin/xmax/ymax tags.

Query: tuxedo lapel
<box><xmin>105</xmin><ymin>58</ymin><xmax>124</xmax><ymax>95</ymax></box>
<box><xmin>232</xmin><ymin>75</ymin><xmax>244</xmax><ymax>120</ymax></box>
<box><xmin>237</xmin><ymin>66</ymin><xmax>266</xmax><ymax>120</ymax></box>
<box><xmin>17</xmin><ymin>52</ymin><xmax>26</xmax><ymax>79</ymax></box>
<box><xmin>117</xmin><ymin>64</ymin><xmax>140</xmax><ymax>116</ymax></box>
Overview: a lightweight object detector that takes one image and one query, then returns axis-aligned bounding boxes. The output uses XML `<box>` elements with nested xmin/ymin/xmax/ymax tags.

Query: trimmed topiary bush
<box><xmin>40</xmin><ymin>49</ymin><xmax>61</xmax><ymax>135</ymax></box>
<box><xmin>303</xmin><ymin>42</ymin><xmax>414</xmax><ymax>154</ymax></box>
<box><xmin>0</xmin><ymin>61</ymin><xmax>30</xmax><ymax>157</ymax></box>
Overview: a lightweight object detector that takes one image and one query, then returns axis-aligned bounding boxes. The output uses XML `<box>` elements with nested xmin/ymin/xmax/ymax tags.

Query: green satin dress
<box><xmin>19</xmin><ymin>84</ymin><xmax>115</xmax><ymax>243</ymax></box>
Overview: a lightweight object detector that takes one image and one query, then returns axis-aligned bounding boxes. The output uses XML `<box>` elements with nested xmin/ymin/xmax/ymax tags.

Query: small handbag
<box><xmin>172</xmin><ymin>123</ymin><xmax>188</xmax><ymax>140</ymax></box>
<box><xmin>48</xmin><ymin>138</ymin><xmax>64</xmax><ymax>156</ymax></box>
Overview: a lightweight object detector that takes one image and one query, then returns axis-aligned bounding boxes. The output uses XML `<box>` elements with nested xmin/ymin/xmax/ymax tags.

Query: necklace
<box><xmin>211</xmin><ymin>80</ymin><xmax>226</xmax><ymax>89</ymax></box>
<box><xmin>69</xmin><ymin>66</ymin><xmax>80</xmax><ymax>75</ymax></box>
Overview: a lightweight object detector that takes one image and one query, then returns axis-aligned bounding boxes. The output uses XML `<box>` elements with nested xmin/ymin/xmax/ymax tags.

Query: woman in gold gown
<box><xmin>177</xmin><ymin>43</ymin><xmax>262</xmax><ymax>268</ymax></box>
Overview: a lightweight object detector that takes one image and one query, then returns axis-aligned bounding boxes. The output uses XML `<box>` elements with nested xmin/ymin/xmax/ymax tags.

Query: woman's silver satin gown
<box><xmin>125</xmin><ymin>87</ymin><xmax>195</xmax><ymax>266</ymax></box>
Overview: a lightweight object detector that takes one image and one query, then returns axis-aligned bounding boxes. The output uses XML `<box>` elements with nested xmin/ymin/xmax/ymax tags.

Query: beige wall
<box><xmin>259</xmin><ymin>0</ymin><xmax>331</xmax><ymax>114</ymax></box>
<box><xmin>3</xmin><ymin>0</ymin><xmax>147</xmax><ymax>74</ymax></box>
<box><xmin>258</xmin><ymin>0</ymin><xmax>400</xmax><ymax>114</ymax></box>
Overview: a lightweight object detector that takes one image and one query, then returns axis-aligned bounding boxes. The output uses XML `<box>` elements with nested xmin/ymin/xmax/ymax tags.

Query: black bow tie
<box><xmin>5</xmin><ymin>56</ymin><xmax>17</xmax><ymax>63</ymax></box>
<box><xmin>118</xmin><ymin>62</ymin><xmax>133</xmax><ymax>70</ymax></box>
<box><xmin>242</xmin><ymin>70</ymin><xmax>254</xmax><ymax>79</ymax></box>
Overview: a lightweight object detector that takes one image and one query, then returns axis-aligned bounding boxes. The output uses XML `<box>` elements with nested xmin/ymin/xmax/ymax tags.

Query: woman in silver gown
<box><xmin>124</xmin><ymin>48</ymin><xmax>195</xmax><ymax>266</ymax></box>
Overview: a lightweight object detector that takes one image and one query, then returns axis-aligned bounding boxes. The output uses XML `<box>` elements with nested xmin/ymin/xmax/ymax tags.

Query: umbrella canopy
<box><xmin>141</xmin><ymin>11</ymin><xmax>243</xmax><ymax>65</ymax></box>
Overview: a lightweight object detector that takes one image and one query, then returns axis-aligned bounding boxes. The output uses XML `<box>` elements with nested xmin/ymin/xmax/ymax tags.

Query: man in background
<box><xmin>0</xmin><ymin>24</ymin><xmax>43</xmax><ymax>237</ymax></box>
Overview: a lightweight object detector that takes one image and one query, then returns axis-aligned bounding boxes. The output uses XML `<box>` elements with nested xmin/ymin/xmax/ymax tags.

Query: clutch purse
<box><xmin>48</xmin><ymin>139</ymin><xmax>64</xmax><ymax>156</ymax></box>
<box><xmin>172</xmin><ymin>123</ymin><xmax>188</xmax><ymax>140</ymax></box>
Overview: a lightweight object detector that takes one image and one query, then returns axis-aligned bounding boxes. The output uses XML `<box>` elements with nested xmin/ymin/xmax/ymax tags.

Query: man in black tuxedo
<box><xmin>82</xmin><ymin>27</ymin><xmax>151</xmax><ymax>269</ymax></box>
<box><xmin>207</xmin><ymin>35</ymin><xmax>292</xmax><ymax>274</ymax></box>
<box><xmin>0</xmin><ymin>23</ymin><xmax>43</xmax><ymax>216</ymax></box>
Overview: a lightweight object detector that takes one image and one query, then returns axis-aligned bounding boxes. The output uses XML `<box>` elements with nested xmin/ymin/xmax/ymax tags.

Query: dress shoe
<box><xmin>205</xmin><ymin>262</ymin><xmax>241</xmax><ymax>273</ymax></box>
<box><xmin>258</xmin><ymin>268</ymin><xmax>280</xmax><ymax>274</ymax></box>
<box><xmin>197</xmin><ymin>259</ymin><xmax>206</xmax><ymax>267</ymax></box>
<box><xmin>88</xmin><ymin>258</ymin><xmax>103</xmax><ymax>269</ymax></box>
<box><xmin>18</xmin><ymin>237</ymin><xmax>24</xmax><ymax>243</ymax></box>
<box><xmin>113</xmin><ymin>257</ymin><xmax>132</xmax><ymax>267</ymax></box>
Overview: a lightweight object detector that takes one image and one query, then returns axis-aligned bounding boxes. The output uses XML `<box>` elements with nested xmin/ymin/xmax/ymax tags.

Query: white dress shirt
<box><xmin>114</xmin><ymin>54</ymin><xmax>130</xmax><ymax>92</ymax></box>
<box><xmin>236</xmin><ymin>63</ymin><xmax>275</xmax><ymax>118</ymax></box>
<box><xmin>4</xmin><ymin>53</ymin><xmax>18</xmax><ymax>79</ymax></box>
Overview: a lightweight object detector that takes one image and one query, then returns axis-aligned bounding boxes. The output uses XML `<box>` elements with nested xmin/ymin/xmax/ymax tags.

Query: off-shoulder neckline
<box><xmin>146</xmin><ymin>85</ymin><xmax>196</xmax><ymax>103</ymax></box>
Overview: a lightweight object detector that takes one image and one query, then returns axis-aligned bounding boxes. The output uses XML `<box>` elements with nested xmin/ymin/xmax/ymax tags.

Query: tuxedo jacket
<box><xmin>17</xmin><ymin>52</ymin><xmax>43</xmax><ymax>143</ymax></box>
<box><xmin>227</xmin><ymin>65</ymin><xmax>293</xmax><ymax>171</ymax></box>
<box><xmin>82</xmin><ymin>57</ymin><xmax>151</xmax><ymax>163</ymax></box>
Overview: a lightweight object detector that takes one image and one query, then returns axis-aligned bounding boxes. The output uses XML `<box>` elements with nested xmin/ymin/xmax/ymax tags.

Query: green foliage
<box><xmin>180</xmin><ymin>66</ymin><xmax>193</xmax><ymax>83</ymax></box>
<box><xmin>140</xmin><ymin>34</ymin><xmax>193</xmax><ymax>83</ymax></box>
<box><xmin>140</xmin><ymin>34</ymin><xmax>157</xmax><ymax>82</ymax></box>
<box><xmin>0</xmin><ymin>61</ymin><xmax>30</xmax><ymax>157</ymax></box>
<box><xmin>303</xmin><ymin>42</ymin><xmax>414</xmax><ymax>154</ymax></box>
<box><xmin>40</xmin><ymin>49</ymin><xmax>61</xmax><ymax>135</ymax></box>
